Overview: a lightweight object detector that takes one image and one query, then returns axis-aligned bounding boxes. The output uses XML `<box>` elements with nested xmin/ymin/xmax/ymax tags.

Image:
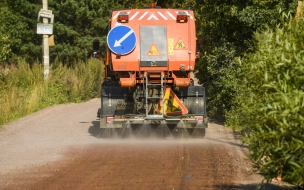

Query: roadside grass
<box><xmin>0</xmin><ymin>58</ymin><xmax>103</xmax><ymax>127</ymax></box>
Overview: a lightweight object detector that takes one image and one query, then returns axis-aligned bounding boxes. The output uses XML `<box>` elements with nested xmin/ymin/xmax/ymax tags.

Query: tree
<box><xmin>0</xmin><ymin>5</ymin><xmax>11</xmax><ymax>65</ymax></box>
<box><xmin>192</xmin><ymin>0</ymin><xmax>297</xmax><ymax>120</ymax></box>
<box><xmin>0</xmin><ymin>0</ymin><xmax>154</xmax><ymax>65</ymax></box>
<box><xmin>0</xmin><ymin>0</ymin><xmax>41</xmax><ymax>64</ymax></box>
<box><xmin>228</xmin><ymin>13</ymin><xmax>304</xmax><ymax>187</ymax></box>
<box><xmin>48</xmin><ymin>0</ymin><xmax>152</xmax><ymax>65</ymax></box>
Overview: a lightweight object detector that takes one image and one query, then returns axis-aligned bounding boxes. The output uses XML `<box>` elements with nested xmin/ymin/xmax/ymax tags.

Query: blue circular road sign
<box><xmin>107</xmin><ymin>25</ymin><xmax>136</xmax><ymax>55</ymax></box>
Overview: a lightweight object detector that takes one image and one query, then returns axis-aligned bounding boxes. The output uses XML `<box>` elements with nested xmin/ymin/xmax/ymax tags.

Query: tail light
<box><xmin>177</xmin><ymin>12</ymin><xmax>188</xmax><ymax>23</ymax></box>
<box><xmin>194</xmin><ymin>116</ymin><xmax>204</xmax><ymax>121</ymax></box>
<box><xmin>117</xmin><ymin>12</ymin><xmax>129</xmax><ymax>23</ymax></box>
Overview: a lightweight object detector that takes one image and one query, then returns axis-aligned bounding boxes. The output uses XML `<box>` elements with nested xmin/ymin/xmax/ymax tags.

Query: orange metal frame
<box><xmin>105</xmin><ymin>8</ymin><xmax>197</xmax><ymax>87</ymax></box>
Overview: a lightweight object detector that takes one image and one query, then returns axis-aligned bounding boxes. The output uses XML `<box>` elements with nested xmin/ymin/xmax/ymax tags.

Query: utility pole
<box><xmin>42</xmin><ymin>0</ymin><xmax>49</xmax><ymax>80</ymax></box>
<box><xmin>296</xmin><ymin>1</ymin><xmax>303</xmax><ymax>21</ymax></box>
<box><xmin>37</xmin><ymin>0</ymin><xmax>53</xmax><ymax>79</ymax></box>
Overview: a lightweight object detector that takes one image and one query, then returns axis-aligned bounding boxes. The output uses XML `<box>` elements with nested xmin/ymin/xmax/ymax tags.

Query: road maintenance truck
<box><xmin>93</xmin><ymin>3</ymin><xmax>207</xmax><ymax>138</ymax></box>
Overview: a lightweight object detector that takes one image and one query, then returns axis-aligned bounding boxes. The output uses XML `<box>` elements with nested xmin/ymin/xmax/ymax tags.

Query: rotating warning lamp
<box><xmin>117</xmin><ymin>12</ymin><xmax>129</xmax><ymax>23</ymax></box>
<box><xmin>177</xmin><ymin>12</ymin><xmax>188</xmax><ymax>23</ymax></box>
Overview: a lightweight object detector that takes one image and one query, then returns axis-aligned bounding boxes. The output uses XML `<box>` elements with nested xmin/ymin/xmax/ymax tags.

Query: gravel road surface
<box><xmin>0</xmin><ymin>99</ymin><xmax>292</xmax><ymax>190</ymax></box>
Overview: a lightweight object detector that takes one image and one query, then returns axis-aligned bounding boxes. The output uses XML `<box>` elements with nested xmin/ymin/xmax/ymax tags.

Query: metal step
<box><xmin>145</xmin><ymin>72</ymin><xmax>164</xmax><ymax>117</ymax></box>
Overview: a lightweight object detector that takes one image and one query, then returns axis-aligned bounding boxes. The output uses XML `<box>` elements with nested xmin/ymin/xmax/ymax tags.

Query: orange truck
<box><xmin>93</xmin><ymin>3</ymin><xmax>207</xmax><ymax>138</ymax></box>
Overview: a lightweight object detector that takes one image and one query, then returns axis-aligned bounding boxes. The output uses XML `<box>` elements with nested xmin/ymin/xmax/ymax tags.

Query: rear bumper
<box><xmin>101</xmin><ymin>115</ymin><xmax>208</xmax><ymax>129</ymax></box>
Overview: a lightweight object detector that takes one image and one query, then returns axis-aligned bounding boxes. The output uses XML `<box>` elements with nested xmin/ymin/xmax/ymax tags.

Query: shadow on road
<box><xmin>88</xmin><ymin>120</ymin><xmax>101</xmax><ymax>138</ymax></box>
<box><xmin>215</xmin><ymin>183</ymin><xmax>293</xmax><ymax>190</ymax></box>
<box><xmin>204</xmin><ymin>137</ymin><xmax>248</xmax><ymax>149</ymax></box>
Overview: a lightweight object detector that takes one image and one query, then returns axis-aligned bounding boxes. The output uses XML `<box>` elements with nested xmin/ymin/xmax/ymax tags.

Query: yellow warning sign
<box><xmin>174</xmin><ymin>38</ymin><xmax>186</xmax><ymax>50</ymax></box>
<box><xmin>156</xmin><ymin>88</ymin><xmax>188</xmax><ymax>115</ymax></box>
<box><xmin>147</xmin><ymin>43</ymin><xmax>161</xmax><ymax>56</ymax></box>
<box><xmin>168</xmin><ymin>38</ymin><xmax>174</xmax><ymax>55</ymax></box>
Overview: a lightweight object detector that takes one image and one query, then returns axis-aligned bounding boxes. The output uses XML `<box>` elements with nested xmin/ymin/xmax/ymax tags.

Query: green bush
<box><xmin>0</xmin><ymin>58</ymin><xmax>103</xmax><ymax>126</ymax></box>
<box><xmin>226</xmin><ymin>13</ymin><xmax>304</xmax><ymax>187</ymax></box>
<box><xmin>0</xmin><ymin>33</ymin><xmax>11</xmax><ymax>65</ymax></box>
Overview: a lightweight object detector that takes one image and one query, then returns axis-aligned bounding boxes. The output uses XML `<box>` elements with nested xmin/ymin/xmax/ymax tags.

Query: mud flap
<box><xmin>178</xmin><ymin>86</ymin><xmax>206</xmax><ymax>116</ymax></box>
<box><xmin>178</xmin><ymin>86</ymin><xmax>207</xmax><ymax>129</ymax></box>
<box><xmin>100</xmin><ymin>82</ymin><xmax>133</xmax><ymax>128</ymax></box>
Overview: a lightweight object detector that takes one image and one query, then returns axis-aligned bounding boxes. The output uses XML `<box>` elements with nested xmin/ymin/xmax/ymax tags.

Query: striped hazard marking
<box><xmin>112</xmin><ymin>11</ymin><xmax>194</xmax><ymax>21</ymax></box>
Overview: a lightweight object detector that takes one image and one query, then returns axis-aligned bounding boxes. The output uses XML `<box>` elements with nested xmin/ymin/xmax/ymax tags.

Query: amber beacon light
<box><xmin>150</xmin><ymin>2</ymin><xmax>156</xmax><ymax>8</ymax></box>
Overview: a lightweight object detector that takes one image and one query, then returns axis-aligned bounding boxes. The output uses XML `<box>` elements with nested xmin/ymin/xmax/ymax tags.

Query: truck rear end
<box><xmin>95</xmin><ymin>3</ymin><xmax>207</xmax><ymax>138</ymax></box>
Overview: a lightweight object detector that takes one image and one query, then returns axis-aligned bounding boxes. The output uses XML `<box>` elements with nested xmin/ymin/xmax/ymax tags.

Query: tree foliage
<box><xmin>194</xmin><ymin>0</ymin><xmax>297</xmax><ymax>120</ymax></box>
<box><xmin>0</xmin><ymin>0</ymin><xmax>152</xmax><ymax>65</ymax></box>
<box><xmin>0</xmin><ymin>6</ymin><xmax>11</xmax><ymax>65</ymax></box>
<box><xmin>227</xmin><ymin>12</ymin><xmax>304</xmax><ymax>187</ymax></box>
<box><xmin>0</xmin><ymin>0</ymin><xmax>41</xmax><ymax>64</ymax></box>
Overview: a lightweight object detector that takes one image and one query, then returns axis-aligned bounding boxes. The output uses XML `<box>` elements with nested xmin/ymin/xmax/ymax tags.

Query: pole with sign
<box><xmin>42</xmin><ymin>0</ymin><xmax>49</xmax><ymax>79</ymax></box>
<box><xmin>37</xmin><ymin>0</ymin><xmax>54</xmax><ymax>79</ymax></box>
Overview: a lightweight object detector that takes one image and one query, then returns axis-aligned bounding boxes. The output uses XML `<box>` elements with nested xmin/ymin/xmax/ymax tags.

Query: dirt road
<box><xmin>0</xmin><ymin>99</ymin><xmax>291</xmax><ymax>190</ymax></box>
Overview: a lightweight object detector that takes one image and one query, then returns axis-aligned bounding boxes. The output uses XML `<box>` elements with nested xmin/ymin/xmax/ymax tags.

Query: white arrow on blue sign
<box><xmin>107</xmin><ymin>25</ymin><xmax>137</xmax><ymax>55</ymax></box>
